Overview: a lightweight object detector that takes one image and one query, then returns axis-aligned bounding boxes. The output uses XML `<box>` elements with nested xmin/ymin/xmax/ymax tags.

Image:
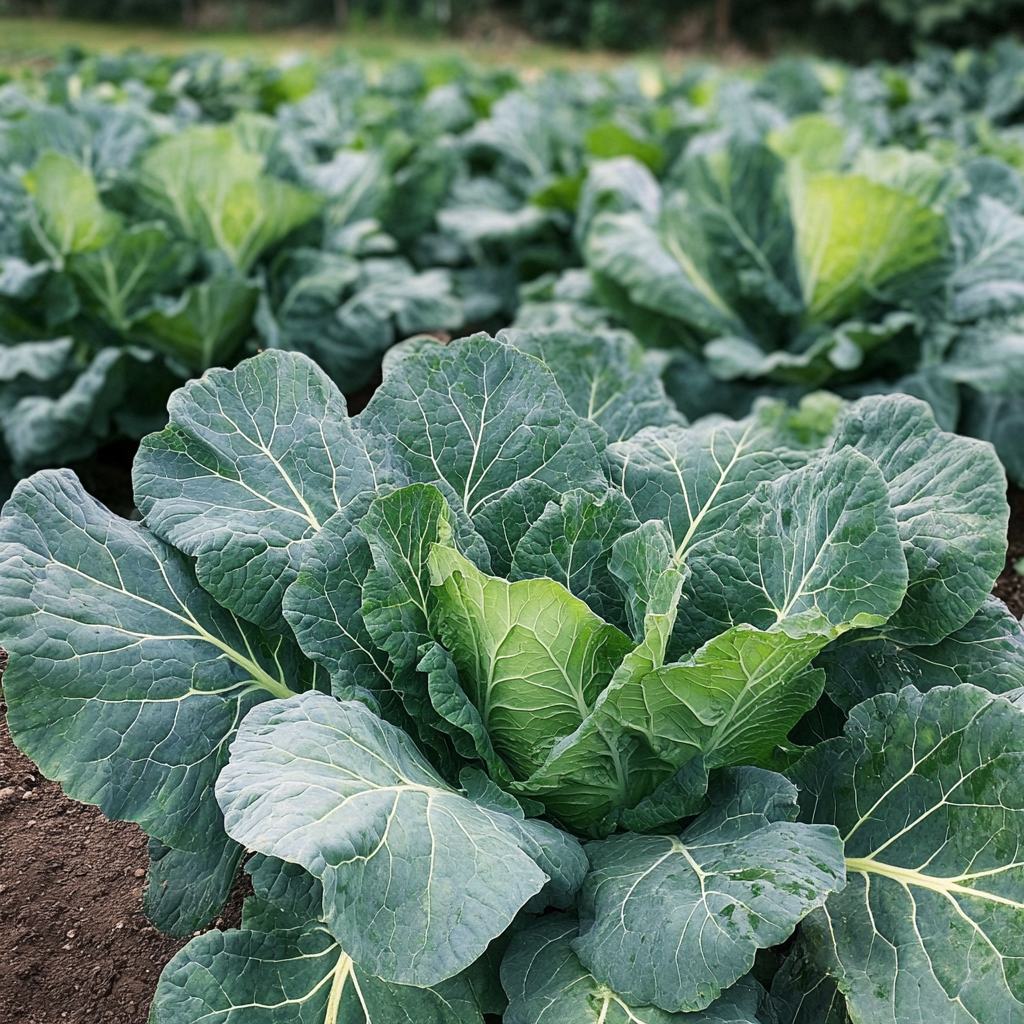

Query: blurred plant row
<box><xmin>6</xmin><ymin>43</ymin><xmax>1024</xmax><ymax>495</ymax></box>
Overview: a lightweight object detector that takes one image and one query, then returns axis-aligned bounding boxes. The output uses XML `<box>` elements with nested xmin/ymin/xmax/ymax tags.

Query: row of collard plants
<box><xmin>4</xmin><ymin>326</ymin><xmax>1024</xmax><ymax>1024</ymax></box>
<box><xmin>11</xmin><ymin>44</ymin><xmax>1024</xmax><ymax>492</ymax></box>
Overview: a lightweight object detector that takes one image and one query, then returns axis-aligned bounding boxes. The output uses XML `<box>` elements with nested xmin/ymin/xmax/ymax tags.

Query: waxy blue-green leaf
<box><xmin>501</xmin><ymin>327</ymin><xmax>685</xmax><ymax>442</ymax></box>
<box><xmin>674</xmin><ymin>446</ymin><xmax>907</xmax><ymax>651</ymax></box>
<box><xmin>151</xmin><ymin>923</ymin><xmax>486</xmax><ymax>1024</ymax></box>
<box><xmin>791</xmin><ymin>684</ymin><xmax>1024</xmax><ymax>1024</ymax></box>
<box><xmin>361</xmin><ymin>333</ymin><xmax>608</xmax><ymax>573</ymax></box>
<box><xmin>502</xmin><ymin>915</ymin><xmax>779</xmax><ymax>1024</ymax></box>
<box><xmin>215</xmin><ymin>691</ymin><xmax>549</xmax><ymax>986</ymax></box>
<box><xmin>0</xmin><ymin>469</ymin><xmax>312</xmax><ymax>853</ymax></box>
<box><xmin>510</xmin><ymin>487</ymin><xmax>639</xmax><ymax>632</ymax></box>
<box><xmin>770</xmin><ymin>947</ymin><xmax>851</xmax><ymax>1024</ymax></box>
<box><xmin>817</xmin><ymin>595</ymin><xmax>1024</xmax><ymax>712</ymax></box>
<box><xmin>144</xmin><ymin>834</ymin><xmax>245</xmax><ymax>938</ymax></box>
<box><xmin>573</xmin><ymin>769</ymin><xmax>845</xmax><ymax>1014</ymax></box>
<box><xmin>134</xmin><ymin>350</ymin><xmax>385</xmax><ymax>631</ymax></box>
<box><xmin>608</xmin><ymin>519</ymin><xmax>677</xmax><ymax>641</ymax></box>
<box><xmin>428</xmin><ymin>543</ymin><xmax>634</xmax><ymax>780</ymax></box>
<box><xmin>282</xmin><ymin>513</ymin><xmax>391</xmax><ymax>700</ymax></box>
<box><xmin>829</xmin><ymin>394</ymin><xmax>1007</xmax><ymax>644</ymax></box>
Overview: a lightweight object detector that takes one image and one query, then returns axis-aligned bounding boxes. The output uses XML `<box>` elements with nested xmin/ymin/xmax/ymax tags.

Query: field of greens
<box><xmin>4</xmin><ymin>41</ymin><xmax>1024</xmax><ymax>1024</ymax></box>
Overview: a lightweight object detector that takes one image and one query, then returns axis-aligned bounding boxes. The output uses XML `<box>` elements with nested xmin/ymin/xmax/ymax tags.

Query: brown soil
<box><xmin>0</xmin><ymin>696</ymin><xmax>249</xmax><ymax>1024</ymax></box>
<box><xmin>992</xmin><ymin>487</ymin><xmax>1024</xmax><ymax>619</ymax></box>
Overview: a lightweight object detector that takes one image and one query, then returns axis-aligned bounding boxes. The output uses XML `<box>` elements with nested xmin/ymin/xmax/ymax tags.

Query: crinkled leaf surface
<box><xmin>791</xmin><ymin>684</ymin><xmax>1024</xmax><ymax>1024</ymax></box>
<box><xmin>817</xmin><ymin>595</ymin><xmax>1024</xmax><ymax>712</ymax></box>
<box><xmin>829</xmin><ymin>394</ymin><xmax>1007</xmax><ymax>644</ymax></box>
<box><xmin>502</xmin><ymin>915</ymin><xmax>779</xmax><ymax>1024</ymax></box>
<box><xmin>428</xmin><ymin>543</ymin><xmax>634</xmax><ymax>779</ymax></box>
<box><xmin>215</xmin><ymin>691</ymin><xmax>548</xmax><ymax>986</ymax></box>
<box><xmin>134</xmin><ymin>350</ymin><xmax>384</xmax><ymax>631</ymax></box>
<box><xmin>0</xmin><ymin>469</ymin><xmax>309</xmax><ymax>852</ymax></box>
<box><xmin>510</xmin><ymin>487</ymin><xmax>639</xmax><ymax>633</ymax></box>
<box><xmin>502</xmin><ymin>327</ymin><xmax>685</xmax><ymax>442</ymax></box>
<box><xmin>674</xmin><ymin>446</ymin><xmax>907</xmax><ymax>651</ymax></box>
<box><xmin>572</xmin><ymin>768</ymin><xmax>844</xmax><ymax>1013</ymax></box>
<box><xmin>360</xmin><ymin>333</ymin><xmax>607</xmax><ymax>573</ymax></box>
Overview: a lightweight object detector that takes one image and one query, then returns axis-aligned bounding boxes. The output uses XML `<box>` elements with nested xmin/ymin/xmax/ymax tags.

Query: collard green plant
<box><xmin>1</xmin><ymin>328</ymin><xmax>1020</xmax><ymax>1023</ymax></box>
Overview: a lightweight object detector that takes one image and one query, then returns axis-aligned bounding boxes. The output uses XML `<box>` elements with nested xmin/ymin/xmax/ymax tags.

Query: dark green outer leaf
<box><xmin>791</xmin><ymin>684</ymin><xmax>1024</xmax><ymax>1024</ymax></box>
<box><xmin>134</xmin><ymin>349</ymin><xmax>386</xmax><ymax>631</ymax></box>
<box><xmin>829</xmin><ymin>394</ymin><xmax>1007</xmax><ymax>645</ymax></box>
<box><xmin>215</xmin><ymin>691</ymin><xmax>548</xmax><ymax>986</ymax></box>
<box><xmin>0</xmin><ymin>469</ymin><xmax>308</xmax><ymax>853</ymax></box>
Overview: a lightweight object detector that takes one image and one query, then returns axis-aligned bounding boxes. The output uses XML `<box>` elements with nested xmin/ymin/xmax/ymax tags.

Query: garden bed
<box><xmin>2</xmin><ymin>476</ymin><xmax>1023</xmax><ymax>1024</ymax></box>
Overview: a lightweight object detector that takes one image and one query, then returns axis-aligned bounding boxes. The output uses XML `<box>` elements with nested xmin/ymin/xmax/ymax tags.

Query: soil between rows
<box><xmin>2</xmin><ymin>482</ymin><xmax>1024</xmax><ymax>1023</ymax></box>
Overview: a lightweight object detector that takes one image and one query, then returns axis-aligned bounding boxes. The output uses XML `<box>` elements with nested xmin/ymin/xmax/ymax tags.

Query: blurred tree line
<box><xmin>2</xmin><ymin>0</ymin><xmax>1022</xmax><ymax>56</ymax></box>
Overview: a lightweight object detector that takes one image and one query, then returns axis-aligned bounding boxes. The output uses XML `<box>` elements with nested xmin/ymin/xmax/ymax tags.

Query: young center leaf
<box><xmin>791</xmin><ymin>684</ymin><xmax>1024</xmax><ymax>1024</ymax></box>
<box><xmin>572</xmin><ymin>768</ymin><xmax>845</xmax><ymax>1014</ymax></box>
<box><xmin>215</xmin><ymin>691</ymin><xmax>557</xmax><ymax>986</ymax></box>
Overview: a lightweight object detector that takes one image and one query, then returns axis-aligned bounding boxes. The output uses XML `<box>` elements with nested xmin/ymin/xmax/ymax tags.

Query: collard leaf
<box><xmin>144</xmin><ymin>834</ymin><xmax>245</xmax><ymax>938</ymax></box>
<box><xmin>829</xmin><ymin>394</ymin><xmax>1007</xmax><ymax>644</ymax></box>
<box><xmin>134</xmin><ymin>349</ymin><xmax>384</xmax><ymax>631</ymax></box>
<box><xmin>68</xmin><ymin>221</ymin><xmax>196</xmax><ymax>330</ymax></box>
<box><xmin>151</xmin><ymin>924</ymin><xmax>486</xmax><ymax>1024</ymax></box>
<box><xmin>139</xmin><ymin>125</ymin><xmax>322</xmax><ymax>273</ymax></box>
<box><xmin>608</xmin><ymin>625</ymin><xmax>828</xmax><ymax>771</ymax></box>
<box><xmin>23</xmin><ymin>151</ymin><xmax>121</xmax><ymax>258</ymax></box>
<box><xmin>791</xmin><ymin>172</ymin><xmax>949</xmax><ymax>324</ymax></box>
<box><xmin>573</xmin><ymin>768</ymin><xmax>845</xmax><ymax>1014</ymax></box>
<box><xmin>770</xmin><ymin>948</ymin><xmax>852</xmax><ymax>1024</ymax></box>
<box><xmin>791</xmin><ymin>684</ymin><xmax>1024</xmax><ymax>1024</ymax></box>
<box><xmin>949</xmin><ymin>195</ymin><xmax>1024</xmax><ymax>321</ymax></box>
<box><xmin>608</xmin><ymin>519</ymin><xmax>677</xmax><ymax>641</ymax></box>
<box><xmin>360</xmin><ymin>332</ymin><xmax>607</xmax><ymax>573</ymax></box>
<box><xmin>128</xmin><ymin>272</ymin><xmax>260</xmax><ymax>372</ymax></box>
<box><xmin>215</xmin><ymin>691</ymin><xmax>548</xmax><ymax>986</ymax></box>
<box><xmin>428</xmin><ymin>543</ymin><xmax>634</xmax><ymax>780</ymax></box>
<box><xmin>502</xmin><ymin>326</ymin><xmax>685</xmax><ymax>442</ymax></box>
<box><xmin>675</xmin><ymin>447</ymin><xmax>907</xmax><ymax>651</ymax></box>
<box><xmin>818</xmin><ymin>595</ymin><xmax>1024</xmax><ymax>712</ymax></box>
<box><xmin>510</xmin><ymin>487</ymin><xmax>639</xmax><ymax>632</ymax></box>
<box><xmin>0</xmin><ymin>470</ymin><xmax>307</xmax><ymax>853</ymax></box>
<box><xmin>282</xmin><ymin>512</ymin><xmax>392</xmax><ymax>699</ymax></box>
<box><xmin>502</xmin><ymin>914</ymin><xmax>780</xmax><ymax>1024</ymax></box>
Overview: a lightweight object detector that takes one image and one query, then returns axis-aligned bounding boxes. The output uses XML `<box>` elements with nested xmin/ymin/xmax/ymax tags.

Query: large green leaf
<box><xmin>829</xmin><ymin>394</ymin><xmax>1007</xmax><ymax>644</ymax></box>
<box><xmin>572</xmin><ymin>768</ymin><xmax>845</xmax><ymax>1013</ymax></box>
<box><xmin>138</xmin><ymin>125</ymin><xmax>322</xmax><ymax>273</ymax></box>
<box><xmin>501</xmin><ymin>327</ymin><xmax>685</xmax><ymax>442</ymax></box>
<box><xmin>791</xmin><ymin>171</ymin><xmax>948</xmax><ymax>324</ymax></box>
<box><xmin>23</xmin><ymin>151</ymin><xmax>121</xmax><ymax>259</ymax></box>
<box><xmin>791</xmin><ymin>684</ymin><xmax>1024</xmax><ymax>1024</ymax></box>
<box><xmin>134</xmin><ymin>349</ymin><xmax>383</xmax><ymax>631</ymax></box>
<box><xmin>817</xmin><ymin>595</ymin><xmax>1024</xmax><ymax>712</ymax></box>
<box><xmin>510</xmin><ymin>487</ymin><xmax>639</xmax><ymax>633</ymax></box>
<box><xmin>151</xmin><ymin>923</ymin><xmax>486</xmax><ymax>1024</ymax></box>
<box><xmin>0</xmin><ymin>469</ymin><xmax>310</xmax><ymax>853</ymax></box>
<box><xmin>607</xmin><ymin>625</ymin><xmax>828</xmax><ymax>771</ymax></box>
<box><xmin>501</xmin><ymin>915</ymin><xmax>779</xmax><ymax>1024</ymax></box>
<box><xmin>128</xmin><ymin>272</ymin><xmax>260</xmax><ymax>372</ymax></box>
<box><xmin>428</xmin><ymin>542</ymin><xmax>634</xmax><ymax>779</ymax></box>
<box><xmin>360</xmin><ymin>333</ymin><xmax>607</xmax><ymax>573</ymax></box>
<box><xmin>68</xmin><ymin>221</ymin><xmax>196</xmax><ymax>330</ymax></box>
<box><xmin>674</xmin><ymin>446</ymin><xmax>907</xmax><ymax>651</ymax></box>
<box><xmin>215</xmin><ymin>691</ymin><xmax>549</xmax><ymax>986</ymax></box>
